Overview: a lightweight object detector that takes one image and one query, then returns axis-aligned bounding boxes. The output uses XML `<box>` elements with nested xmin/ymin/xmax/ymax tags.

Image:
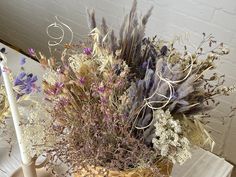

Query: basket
<box><xmin>74</xmin><ymin>161</ymin><xmax>172</xmax><ymax>177</ymax></box>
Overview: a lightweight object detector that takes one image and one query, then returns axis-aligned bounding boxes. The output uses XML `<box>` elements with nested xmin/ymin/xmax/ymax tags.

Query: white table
<box><xmin>0</xmin><ymin>44</ymin><xmax>233</xmax><ymax>177</ymax></box>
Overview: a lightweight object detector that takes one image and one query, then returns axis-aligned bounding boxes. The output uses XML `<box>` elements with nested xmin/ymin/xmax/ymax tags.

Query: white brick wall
<box><xmin>0</xmin><ymin>0</ymin><xmax>236</xmax><ymax>164</ymax></box>
<box><xmin>212</xmin><ymin>10</ymin><xmax>236</xmax><ymax>31</ymax></box>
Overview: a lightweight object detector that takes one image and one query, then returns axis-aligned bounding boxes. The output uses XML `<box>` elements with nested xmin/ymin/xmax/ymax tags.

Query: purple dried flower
<box><xmin>58</xmin><ymin>98</ymin><xmax>69</xmax><ymax>107</ymax></box>
<box><xmin>31</xmin><ymin>75</ymin><xmax>38</xmax><ymax>82</ymax></box>
<box><xmin>20</xmin><ymin>57</ymin><xmax>26</xmax><ymax>65</ymax></box>
<box><xmin>78</xmin><ymin>77</ymin><xmax>86</xmax><ymax>85</ymax></box>
<box><xmin>100</xmin><ymin>97</ymin><xmax>107</xmax><ymax>104</ymax></box>
<box><xmin>14</xmin><ymin>78</ymin><xmax>23</xmax><ymax>86</ymax></box>
<box><xmin>98</xmin><ymin>86</ymin><xmax>105</xmax><ymax>93</ymax></box>
<box><xmin>14</xmin><ymin>72</ymin><xmax>26</xmax><ymax>85</ymax></box>
<box><xmin>55</xmin><ymin>82</ymin><xmax>64</xmax><ymax>88</ymax></box>
<box><xmin>49</xmin><ymin>82</ymin><xmax>64</xmax><ymax>95</ymax></box>
<box><xmin>28</xmin><ymin>48</ymin><xmax>36</xmax><ymax>56</ymax></box>
<box><xmin>83</xmin><ymin>47</ymin><xmax>92</xmax><ymax>55</ymax></box>
<box><xmin>14</xmin><ymin>72</ymin><xmax>39</xmax><ymax>98</ymax></box>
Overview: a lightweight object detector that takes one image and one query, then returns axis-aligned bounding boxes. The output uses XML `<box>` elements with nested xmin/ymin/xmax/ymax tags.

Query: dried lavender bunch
<box><xmin>87</xmin><ymin>0</ymin><xmax>153</xmax><ymax>75</ymax></box>
<box><xmin>125</xmin><ymin>34</ymin><xmax>233</xmax><ymax>154</ymax></box>
<box><xmin>127</xmin><ymin>35</ymin><xmax>232</xmax><ymax>116</ymax></box>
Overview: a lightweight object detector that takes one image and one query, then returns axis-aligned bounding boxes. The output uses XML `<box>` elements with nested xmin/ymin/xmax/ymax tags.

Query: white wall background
<box><xmin>0</xmin><ymin>0</ymin><xmax>236</xmax><ymax>164</ymax></box>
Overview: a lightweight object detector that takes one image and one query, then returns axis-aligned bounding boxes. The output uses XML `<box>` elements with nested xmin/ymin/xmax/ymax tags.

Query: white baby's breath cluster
<box><xmin>68</xmin><ymin>54</ymin><xmax>81</xmax><ymax>72</ymax></box>
<box><xmin>20</xmin><ymin>100</ymin><xmax>55</xmax><ymax>156</ymax></box>
<box><xmin>68</xmin><ymin>54</ymin><xmax>88</xmax><ymax>73</ymax></box>
<box><xmin>152</xmin><ymin>109</ymin><xmax>191</xmax><ymax>165</ymax></box>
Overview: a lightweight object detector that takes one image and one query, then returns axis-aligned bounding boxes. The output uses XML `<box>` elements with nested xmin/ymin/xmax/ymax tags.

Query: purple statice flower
<box><xmin>46</xmin><ymin>82</ymin><xmax>64</xmax><ymax>95</ymax></box>
<box><xmin>20</xmin><ymin>57</ymin><xmax>26</xmax><ymax>65</ymax></box>
<box><xmin>54</xmin><ymin>82</ymin><xmax>64</xmax><ymax>95</ymax></box>
<box><xmin>28</xmin><ymin>48</ymin><xmax>36</xmax><ymax>57</ymax></box>
<box><xmin>100</xmin><ymin>96</ymin><xmax>108</xmax><ymax>104</ymax></box>
<box><xmin>79</xmin><ymin>77</ymin><xmax>85</xmax><ymax>85</ymax></box>
<box><xmin>98</xmin><ymin>86</ymin><xmax>105</xmax><ymax>93</ymax></box>
<box><xmin>14</xmin><ymin>72</ymin><xmax>39</xmax><ymax>98</ymax></box>
<box><xmin>83</xmin><ymin>47</ymin><xmax>92</xmax><ymax>55</ymax></box>
<box><xmin>56</xmin><ymin>98</ymin><xmax>69</xmax><ymax>109</ymax></box>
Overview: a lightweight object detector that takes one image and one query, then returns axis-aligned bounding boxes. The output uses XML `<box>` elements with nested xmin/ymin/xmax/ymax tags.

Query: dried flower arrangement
<box><xmin>10</xmin><ymin>1</ymin><xmax>235</xmax><ymax>177</ymax></box>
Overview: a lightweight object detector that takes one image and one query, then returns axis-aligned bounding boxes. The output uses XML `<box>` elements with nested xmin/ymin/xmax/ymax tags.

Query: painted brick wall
<box><xmin>0</xmin><ymin>0</ymin><xmax>236</xmax><ymax>164</ymax></box>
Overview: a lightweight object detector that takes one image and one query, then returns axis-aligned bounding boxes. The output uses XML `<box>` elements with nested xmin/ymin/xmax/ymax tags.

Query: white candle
<box><xmin>0</xmin><ymin>52</ymin><xmax>31</xmax><ymax>164</ymax></box>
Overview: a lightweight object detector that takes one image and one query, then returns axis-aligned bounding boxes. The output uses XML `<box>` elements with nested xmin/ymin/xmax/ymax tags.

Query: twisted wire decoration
<box><xmin>135</xmin><ymin>52</ymin><xmax>194</xmax><ymax>130</ymax></box>
<box><xmin>46</xmin><ymin>16</ymin><xmax>74</xmax><ymax>54</ymax></box>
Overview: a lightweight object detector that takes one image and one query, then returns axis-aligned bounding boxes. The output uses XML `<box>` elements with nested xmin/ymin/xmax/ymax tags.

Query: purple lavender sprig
<box><xmin>28</xmin><ymin>48</ymin><xmax>36</xmax><ymax>57</ymax></box>
<box><xmin>14</xmin><ymin>72</ymin><xmax>40</xmax><ymax>99</ymax></box>
<box><xmin>83</xmin><ymin>47</ymin><xmax>92</xmax><ymax>55</ymax></box>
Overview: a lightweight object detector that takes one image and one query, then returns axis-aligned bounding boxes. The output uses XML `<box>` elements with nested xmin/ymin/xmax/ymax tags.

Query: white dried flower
<box><xmin>68</xmin><ymin>54</ymin><xmax>82</xmax><ymax>72</ymax></box>
<box><xmin>175</xmin><ymin>148</ymin><xmax>192</xmax><ymax>165</ymax></box>
<box><xmin>43</xmin><ymin>69</ymin><xmax>58</xmax><ymax>85</ymax></box>
<box><xmin>21</xmin><ymin>100</ymin><xmax>55</xmax><ymax>156</ymax></box>
<box><xmin>152</xmin><ymin>109</ymin><xmax>191</xmax><ymax>165</ymax></box>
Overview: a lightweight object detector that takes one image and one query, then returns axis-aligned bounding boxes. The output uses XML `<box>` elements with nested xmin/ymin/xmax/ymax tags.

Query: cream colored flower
<box><xmin>43</xmin><ymin>69</ymin><xmax>58</xmax><ymax>85</ymax></box>
<box><xmin>152</xmin><ymin>109</ymin><xmax>191</xmax><ymax>165</ymax></box>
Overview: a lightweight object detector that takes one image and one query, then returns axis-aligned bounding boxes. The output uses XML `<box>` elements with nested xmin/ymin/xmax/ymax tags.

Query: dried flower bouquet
<box><xmin>17</xmin><ymin>0</ymin><xmax>235</xmax><ymax>176</ymax></box>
